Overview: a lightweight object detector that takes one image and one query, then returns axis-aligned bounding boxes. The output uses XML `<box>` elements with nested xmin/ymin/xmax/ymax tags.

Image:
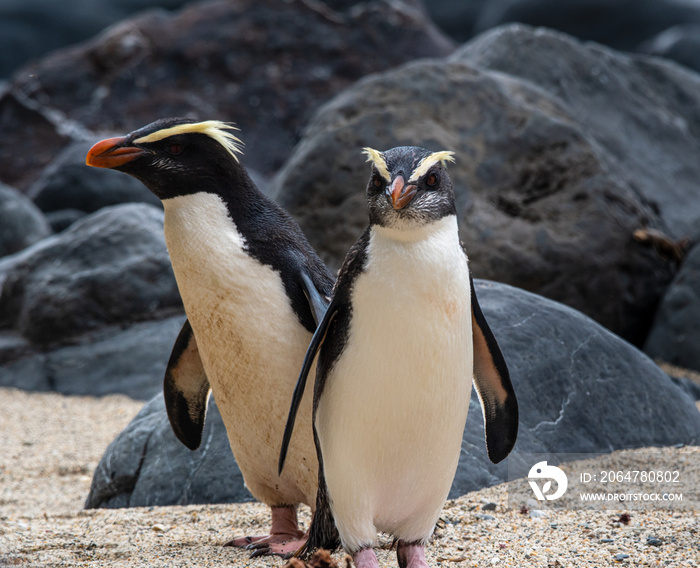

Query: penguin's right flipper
<box><xmin>278</xmin><ymin>297</ymin><xmax>339</xmax><ymax>475</ymax></box>
<box><xmin>163</xmin><ymin>319</ymin><xmax>212</xmax><ymax>451</ymax></box>
<box><xmin>470</xmin><ymin>278</ymin><xmax>519</xmax><ymax>464</ymax></box>
<box><xmin>300</xmin><ymin>270</ymin><xmax>329</xmax><ymax>326</ymax></box>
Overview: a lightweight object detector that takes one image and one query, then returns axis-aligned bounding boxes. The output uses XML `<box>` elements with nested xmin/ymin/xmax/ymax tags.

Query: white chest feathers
<box><xmin>161</xmin><ymin>192</ymin><xmax>317</xmax><ymax>506</ymax></box>
<box><xmin>161</xmin><ymin>192</ymin><xmax>301</xmax><ymax>363</ymax></box>
<box><xmin>316</xmin><ymin>215</ymin><xmax>474</xmax><ymax>549</ymax></box>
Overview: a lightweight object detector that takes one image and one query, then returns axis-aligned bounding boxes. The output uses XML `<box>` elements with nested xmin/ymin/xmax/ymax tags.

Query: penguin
<box><xmin>279</xmin><ymin>146</ymin><xmax>518</xmax><ymax>568</ymax></box>
<box><xmin>86</xmin><ymin>118</ymin><xmax>335</xmax><ymax>557</ymax></box>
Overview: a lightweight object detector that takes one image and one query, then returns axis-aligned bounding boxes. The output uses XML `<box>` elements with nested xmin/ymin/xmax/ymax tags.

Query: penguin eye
<box><xmin>166</xmin><ymin>143</ymin><xmax>184</xmax><ymax>156</ymax></box>
<box><xmin>426</xmin><ymin>173</ymin><xmax>438</xmax><ymax>187</ymax></box>
<box><xmin>372</xmin><ymin>176</ymin><xmax>384</xmax><ymax>189</ymax></box>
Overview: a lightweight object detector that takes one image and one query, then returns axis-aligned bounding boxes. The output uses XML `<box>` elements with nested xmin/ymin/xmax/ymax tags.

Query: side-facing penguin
<box><xmin>279</xmin><ymin>146</ymin><xmax>518</xmax><ymax>568</ymax></box>
<box><xmin>86</xmin><ymin>118</ymin><xmax>334</xmax><ymax>557</ymax></box>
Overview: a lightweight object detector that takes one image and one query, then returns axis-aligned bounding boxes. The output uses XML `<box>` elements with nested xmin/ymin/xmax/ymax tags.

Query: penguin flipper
<box><xmin>163</xmin><ymin>319</ymin><xmax>212</xmax><ymax>451</ymax></box>
<box><xmin>300</xmin><ymin>270</ymin><xmax>330</xmax><ymax>326</ymax></box>
<box><xmin>278</xmin><ymin>297</ymin><xmax>339</xmax><ymax>475</ymax></box>
<box><xmin>470</xmin><ymin>278</ymin><xmax>519</xmax><ymax>464</ymax></box>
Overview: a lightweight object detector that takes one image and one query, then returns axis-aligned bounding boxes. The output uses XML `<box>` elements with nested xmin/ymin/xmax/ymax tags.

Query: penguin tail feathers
<box><xmin>298</xmin><ymin>427</ymin><xmax>340</xmax><ymax>559</ymax></box>
<box><xmin>298</xmin><ymin>480</ymin><xmax>339</xmax><ymax>559</ymax></box>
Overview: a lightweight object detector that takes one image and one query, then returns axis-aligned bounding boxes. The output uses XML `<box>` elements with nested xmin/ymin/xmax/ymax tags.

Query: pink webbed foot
<box><xmin>223</xmin><ymin>505</ymin><xmax>307</xmax><ymax>558</ymax></box>
<box><xmin>353</xmin><ymin>547</ymin><xmax>380</xmax><ymax>568</ymax></box>
<box><xmin>397</xmin><ymin>541</ymin><xmax>429</xmax><ymax>568</ymax></box>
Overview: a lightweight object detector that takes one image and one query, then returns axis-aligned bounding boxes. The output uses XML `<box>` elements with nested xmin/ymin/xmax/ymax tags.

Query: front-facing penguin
<box><xmin>86</xmin><ymin>118</ymin><xmax>334</xmax><ymax>556</ymax></box>
<box><xmin>279</xmin><ymin>146</ymin><xmax>518</xmax><ymax>567</ymax></box>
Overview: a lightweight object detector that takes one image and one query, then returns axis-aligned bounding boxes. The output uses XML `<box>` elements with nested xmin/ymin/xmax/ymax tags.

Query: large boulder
<box><xmin>473</xmin><ymin>0</ymin><xmax>700</xmax><ymax>52</ymax></box>
<box><xmin>451</xmin><ymin>280</ymin><xmax>700</xmax><ymax>496</ymax></box>
<box><xmin>458</xmin><ymin>25</ymin><xmax>700</xmax><ymax>239</ymax></box>
<box><xmin>0</xmin><ymin>182</ymin><xmax>51</xmax><ymax>257</ymax></box>
<box><xmin>86</xmin><ymin>280</ymin><xmax>700</xmax><ymax>508</ymax></box>
<box><xmin>0</xmin><ymin>203</ymin><xmax>181</xmax><ymax>346</ymax></box>
<box><xmin>0</xmin><ymin>315</ymin><xmax>184</xmax><ymax>399</ymax></box>
<box><xmin>0</xmin><ymin>202</ymin><xmax>184</xmax><ymax>398</ymax></box>
<box><xmin>644</xmin><ymin>239</ymin><xmax>700</xmax><ymax>373</ymax></box>
<box><xmin>86</xmin><ymin>395</ymin><xmax>250</xmax><ymax>509</ymax></box>
<box><xmin>0</xmin><ymin>0</ymin><xmax>454</xmax><ymax>193</ymax></box>
<box><xmin>271</xmin><ymin>25</ymin><xmax>700</xmax><ymax>344</ymax></box>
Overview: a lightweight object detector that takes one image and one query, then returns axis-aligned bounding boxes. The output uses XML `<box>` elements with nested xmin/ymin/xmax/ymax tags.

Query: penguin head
<box><xmin>363</xmin><ymin>146</ymin><xmax>456</xmax><ymax>230</ymax></box>
<box><xmin>86</xmin><ymin>118</ymin><xmax>244</xmax><ymax>200</ymax></box>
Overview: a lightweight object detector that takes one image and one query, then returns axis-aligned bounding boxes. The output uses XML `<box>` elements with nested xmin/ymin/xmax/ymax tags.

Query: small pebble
<box><xmin>646</xmin><ymin>536</ymin><xmax>663</xmax><ymax>547</ymax></box>
<box><xmin>482</xmin><ymin>502</ymin><xmax>497</xmax><ymax>511</ymax></box>
<box><xmin>529</xmin><ymin>510</ymin><xmax>547</xmax><ymax>519</ymax></box>
<box><xmin>613</xmin><ymin>553</ymin><xmax>629</xmax><ymax>561</ymax></box>
<box><xmin>600</xmin><ymin>538</ymin><xmax>614</xmax><ymax>543</ymax></box>
<box><xmin>475</xmin><ymin>514</ymin><xmax>495</xmax><ymax>521</ymax></box>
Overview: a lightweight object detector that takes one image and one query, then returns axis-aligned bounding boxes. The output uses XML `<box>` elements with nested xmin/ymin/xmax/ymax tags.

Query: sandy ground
<box><xmin>0</xmin><ymin>386</ymin><xmax>698</xmax><ymax>567</ymax></box>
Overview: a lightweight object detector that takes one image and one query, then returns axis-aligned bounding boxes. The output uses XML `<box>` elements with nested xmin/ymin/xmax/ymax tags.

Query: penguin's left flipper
<box><xmin>278</xmin><ymin>295</ymin><xmax>339</xmax><ymax>475</ymax></box>
<box><xmin>163</xmin><ymin>319</ymin><xmax>212</xmax><ymax>451</ymax></box>
<box><xmin>470</xmin><ymin>278</ymin><xmax>519</xmax><ymax>464</ymax></box>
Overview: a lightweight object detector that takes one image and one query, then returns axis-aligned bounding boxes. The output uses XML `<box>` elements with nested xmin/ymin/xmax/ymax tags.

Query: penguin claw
<box><xmin>249</xmin><ymin>546</ymin><xmax>271</xmax><ymax>558</ymax></box>
<box><xmin>245</xmin><ymin>541</ymin><xmax>267</xmax><ymax>550</ymax></box>
<box><xmin>223</xmin><ymin>535</ymin><xmax>264</xmax><ymax>547</ymax></box>
<box><xmin>246</xmin><ymin>542</ymin><xmax>299</xmax><ymax>559</ymax></box>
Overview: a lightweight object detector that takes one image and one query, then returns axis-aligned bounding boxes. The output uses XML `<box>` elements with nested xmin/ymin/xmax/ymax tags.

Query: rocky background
<box><xmin>1</xmin><ymin>0</ymin><xmax>700</xmax><ymax>508</ymax></box>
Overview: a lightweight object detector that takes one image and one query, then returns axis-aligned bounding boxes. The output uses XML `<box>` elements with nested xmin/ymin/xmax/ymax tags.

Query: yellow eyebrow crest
<box><xmin>134</xmin><ymin>120</ymin><xmax>244</xmax><ymax>162</ymax></box>
<box><xmin>362</xmin><ymin>147</ymin><xmax>391</xmax><ymax>182</ymax></box>
<box><xmin>408</xmin><ymin>151</ymin><xmax>455</xmax><ymax>182</ymax></box>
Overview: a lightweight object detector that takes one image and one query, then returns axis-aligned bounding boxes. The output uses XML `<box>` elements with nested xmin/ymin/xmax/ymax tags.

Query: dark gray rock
<box><xmin>87</xmin><ymin>281</ymin><xmax>700</xmax><ymax>507</ymax></box>
<box><xmin>273</xmin><ymin>25</ymin><xmax>695</xmax><ymax>344</ymax></box>
<box><xmin>474</xmin><ymin>0</ymin><xmax>700</xmax><ymax>52</ymax></box>
<box><xmin>28</xmin><ymin>140</ymin><xmax>161</xmax><ymax>214</ymax></box>
<box><xmin>638</xmin><ymin>24</ymin><xmax>700</xmax><ymax>74</ymax></box>
<box><xmin>45</xmin><ymin>209</ymin><xmax>88</xmax><ymax>233</ymax></box>
<box><xmin>0</xmin><ymin>0</ymin><xmax>211</xmax><ymax>79</ymax></box>
<box><xmin>644</xmin><ymin>241</ymin><xmax>700</xmax><ymax>372</ymax></box>
<box><xmin>86</xmin><ymin>394</ymin><xmax>251</xmax><ymax>508</ymax></box>
<box><xmin>450</xmin><ymin>280</ymin><xmax>700</xmax><ymax>497</ymax></box>
<box><xmin>0</xmin><ymin>316</ymin><xmax>184</xmax><ymax>400</ymax></box>
<box><xmin>0</xmin><ymin>182</ymin><xmax>51</xmax><ymax>257</ymax></box>
<box><xmin>0</xmin><ymin>203</ymin><xmax>181</xmax><ymax>346</ymax></box>
<box><xmin>457</xmin><ymin>25</ymin><xmax>700</xmax><ymax>239</ymax></box>
<box><xmin>0</xmin><ymin>0</ymin><xmax>453</xmax><ymax>191</ymax></box>
<box><xmin>0</xmin><ymin>201</ymin><xmax>183</xmax><ymax>398</ymax></box>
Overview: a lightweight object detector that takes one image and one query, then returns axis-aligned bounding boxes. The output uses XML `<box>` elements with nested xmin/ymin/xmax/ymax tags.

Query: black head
<box><xmin>363</xmin><ymin>146</ymin><xmax>456</xmax><ymax>229</ymax></box>
<box><xmin>86</xmin><ymin>117</ymin><xmax>245</xmax><ymax>200</ymax></box>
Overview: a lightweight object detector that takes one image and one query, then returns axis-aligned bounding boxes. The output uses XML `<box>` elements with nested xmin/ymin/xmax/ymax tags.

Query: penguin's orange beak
<box><xmin>388</xmin><ymin>176</ymin><xmax>418</xmax><ymax>210</ymax></box>
<box><xmin>86</xmin><ymin>137</ymin><xmax>148</xmax><ymax>169</ymax></box>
